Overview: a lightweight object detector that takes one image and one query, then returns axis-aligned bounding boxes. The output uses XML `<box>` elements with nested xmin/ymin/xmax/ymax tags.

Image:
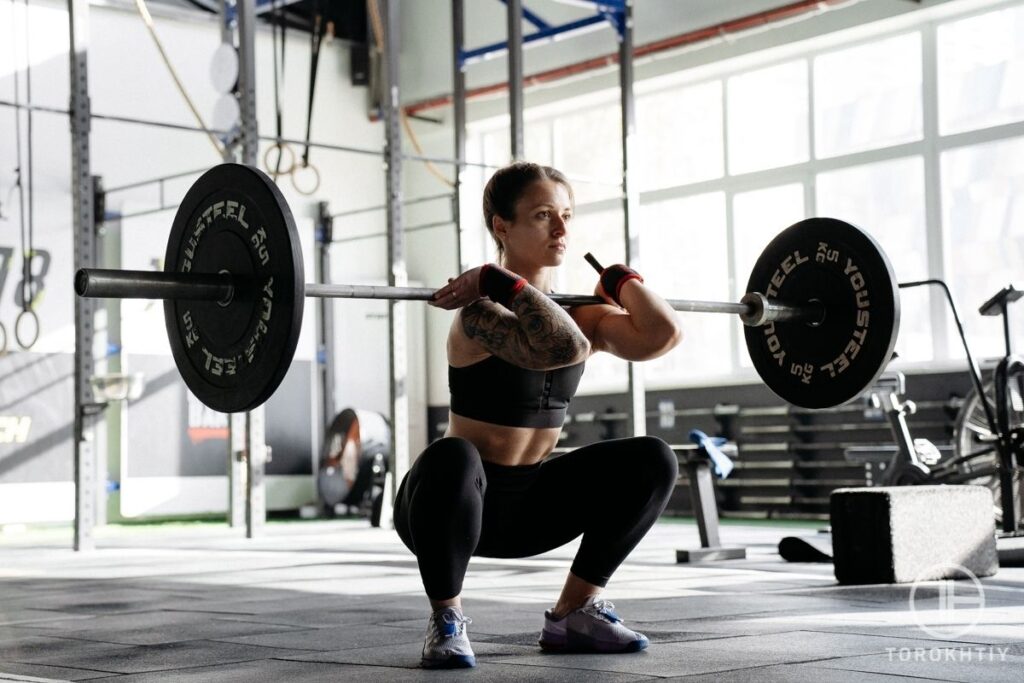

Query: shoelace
<box><xmin>439</xmin><ymin>611</ymin><xmax>473</xmax><ymax>637</ymax></box>
<box><xmin>583</xmin><ymin>599</ymin><xmax>621</xmax><ymax>623</ymax></box>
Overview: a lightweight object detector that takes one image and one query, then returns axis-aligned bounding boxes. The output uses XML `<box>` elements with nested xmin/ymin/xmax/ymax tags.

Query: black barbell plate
<box><xmin>163</xmin><ymin>163</ymin><xmax>304</xmax><ymax>413</ymax></box>
<box><xmin>744</xmin><ymin>217</ymin><xmax>900</xmax><ymax>410</ymax></box>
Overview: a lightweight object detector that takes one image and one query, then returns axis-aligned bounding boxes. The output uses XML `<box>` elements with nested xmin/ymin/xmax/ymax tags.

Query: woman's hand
<box><xmin>429</xmin><ymin>266</ymin><xmax>485</xmax><ymax>310</ymax></box>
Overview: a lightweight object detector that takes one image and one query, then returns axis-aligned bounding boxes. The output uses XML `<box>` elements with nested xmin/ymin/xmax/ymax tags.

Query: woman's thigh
<box><xmin>475</xmin><ymin>436</ymin><xmax>672</xmax><ymax>558</ymax></box>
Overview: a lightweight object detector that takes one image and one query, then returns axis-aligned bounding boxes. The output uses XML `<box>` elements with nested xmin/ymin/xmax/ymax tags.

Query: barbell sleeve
<box><xmin>75</xmin><ymin>268</ymin><xmax>236</xmax><ymax>304</ymax></box>
<box><xmin>75</xmin><ymin>269</ymin><xmax>822</xmax><ymax>326</ymax></box>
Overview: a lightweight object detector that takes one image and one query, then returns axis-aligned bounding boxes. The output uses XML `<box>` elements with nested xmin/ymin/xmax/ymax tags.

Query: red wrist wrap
<box><xmin>479</xmin><ymin>264</ymin><xmax>527</xmax><ymax>308</ymax></box>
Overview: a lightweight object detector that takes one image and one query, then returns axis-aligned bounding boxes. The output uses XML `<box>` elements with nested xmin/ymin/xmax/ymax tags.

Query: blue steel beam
<box><xmin>548</xmin><ymin>0</ymin><xmax>625</xmax><ymax>12</ymax></box>
<box><xmin>460</xmin><ymin>13</ymin><xmax>613</xmax><ymax>66</ymax></box>
<box><xmin>254</xmin><ymin>0</ymin><xmax>307</xmax><ymax>15</ymax></box>
<box><xmin>497</xmin><ymin>0</ymin><xmax>550</xmax><ymax>29</ymax></box>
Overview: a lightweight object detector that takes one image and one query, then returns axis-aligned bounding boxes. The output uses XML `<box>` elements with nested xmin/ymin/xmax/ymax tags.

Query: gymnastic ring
<box><xmin>291</xmin><ymin>162</ymin><xmax>321</xmax><ymax>196</ymax></box>
<box><xmin>15</xmin><ymin>309</ymin><xmax>39</xmax><ymax>350</ymax></box>
<box><xmin>263</xmin><ymin>142</ymin><xmax>297</xmax><ymax>179</ymax></box>
<box><xmin>0</xmin><ymin>321</ymin><xmax>7</xmax><ymax>356</ymax></box>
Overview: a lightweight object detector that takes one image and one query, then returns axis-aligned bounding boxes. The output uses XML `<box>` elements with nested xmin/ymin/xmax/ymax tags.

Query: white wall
<box><xmin>0</xmin><ymin>0</ymin><xmax>388</xmax><ymax>358</ymax></box>
<box><xmin>0</xmin><ymin>1</ymin><xmax>408</xmax><ymax>520</ymax></box>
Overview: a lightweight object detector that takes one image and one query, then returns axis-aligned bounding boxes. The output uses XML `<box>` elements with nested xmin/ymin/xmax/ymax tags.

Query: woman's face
<box><xmin>496</xmin><ymin>179</ymin><xmax>573</xmax><ymax>269</ymax></box>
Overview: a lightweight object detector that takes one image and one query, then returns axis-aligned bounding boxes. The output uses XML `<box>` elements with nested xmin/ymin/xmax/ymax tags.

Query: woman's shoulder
<box><xmin>447</xmin><ymin>309</ymin><xmax>492</xmax><ymax>368</ymax></box>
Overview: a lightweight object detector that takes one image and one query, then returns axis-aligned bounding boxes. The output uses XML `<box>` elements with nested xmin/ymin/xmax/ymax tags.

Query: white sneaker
<box><xmin>421</xmin><ymin>606</ymin><xmax>476</xmax><ymax>669</ymax></box>
<box><xmin>539</xmin><ymin>596</ymin><xmax>649</xmax><ymax>653</ymax></box>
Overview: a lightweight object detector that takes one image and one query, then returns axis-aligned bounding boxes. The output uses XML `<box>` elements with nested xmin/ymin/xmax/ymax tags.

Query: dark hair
<box><xmin>482</xmin><ymin>162</ymin><xmax>574</xmax><ymax>262</ymax></box>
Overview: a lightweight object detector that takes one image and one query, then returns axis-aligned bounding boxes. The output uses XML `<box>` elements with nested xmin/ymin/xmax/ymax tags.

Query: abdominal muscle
<box><xmin>446</xmin><ymin>412</ymin><xmax>561</xmax><ymax>467</ymax></box>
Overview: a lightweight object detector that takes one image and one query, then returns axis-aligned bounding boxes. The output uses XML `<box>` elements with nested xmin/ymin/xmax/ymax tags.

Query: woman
<box><xmin>394</xmin><ymin>162</ymin><xmax>682</xmax><ymax>669</ymax></box>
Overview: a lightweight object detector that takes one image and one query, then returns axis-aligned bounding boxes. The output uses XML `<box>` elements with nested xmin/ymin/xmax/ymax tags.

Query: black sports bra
<box><xmin>449</xmin><ymin>355</ymin><xmax>585</xmax><ymax>428</ymax></box>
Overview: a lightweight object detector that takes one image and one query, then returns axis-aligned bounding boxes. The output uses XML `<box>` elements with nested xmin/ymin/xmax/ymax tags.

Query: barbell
<box><xmin>75</xmin><ymin>163</ymin><xmax>900</xmax><ymax>413</ymax></box>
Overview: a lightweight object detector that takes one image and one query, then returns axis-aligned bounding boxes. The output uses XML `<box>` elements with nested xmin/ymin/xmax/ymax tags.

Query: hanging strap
<box><xmin>267</xmin><ymin>0</ymin><xmax>291</xmax><ymax>178</ymax></box>
<box><xmin>302</xmin><ymin>0</ymin><xmax>326</xmax><ymax>168</ymax></box>
<box><xmin>9</xmin><ymin>0</ymin><xmax>27</xmax><ymax>315</ymax></box>
<box><xmin>23</xmin><ymin>0</ymin><xmax>35</xmax><ymax>317</ymax></box>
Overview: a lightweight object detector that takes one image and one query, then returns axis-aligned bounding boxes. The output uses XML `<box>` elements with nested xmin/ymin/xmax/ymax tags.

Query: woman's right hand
<box><xmin>429</xmin><ymin>266</ymin><xmax>485</xmax><ymax>310</ymax></box>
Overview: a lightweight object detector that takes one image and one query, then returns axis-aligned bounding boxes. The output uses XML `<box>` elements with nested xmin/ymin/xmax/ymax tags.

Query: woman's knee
<box><xmin>631</xmin><ymin>436</ymin><xmax>679</xmax><ymax>487</ymax></box>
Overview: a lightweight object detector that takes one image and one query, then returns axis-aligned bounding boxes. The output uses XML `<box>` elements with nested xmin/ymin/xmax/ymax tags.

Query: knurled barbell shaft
<box><xmin>74</xmin><ymin>268</ymin><xmax>822</xmax><ymax>326</ymax></box>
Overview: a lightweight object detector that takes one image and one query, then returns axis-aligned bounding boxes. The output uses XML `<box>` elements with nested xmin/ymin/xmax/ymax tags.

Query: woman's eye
<box><xmin>562</xmin><ymin>214</ymin><xmax>572</xmax><ymax>222</ymax></box>
<box><xmin>537</xmin><ymin>211</ymin><xmax>549</xmax><ymax>219</ymax></box>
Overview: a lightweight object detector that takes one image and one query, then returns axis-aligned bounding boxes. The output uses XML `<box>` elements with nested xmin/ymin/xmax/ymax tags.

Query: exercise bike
<box><xmin>862</xmin><ymin>281</ymin><xmax>1023</xmax><ymax>534</ymax></box>
<box><xmin>780</xmin><ymin>282</ymin><xmax>1024</xmax><ymax>563</ymax></box>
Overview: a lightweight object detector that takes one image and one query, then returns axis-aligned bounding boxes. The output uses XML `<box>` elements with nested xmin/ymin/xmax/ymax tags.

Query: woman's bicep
<box><xmin>589</xmin><ymin>308</ymin><xmax>679</xmax><ymax>361</ymax></box>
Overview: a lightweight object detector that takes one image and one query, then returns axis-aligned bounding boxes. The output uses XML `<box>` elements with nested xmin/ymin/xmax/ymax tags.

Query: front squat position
<box><xmin>394</xmin><ymin>162</ymin><xmax>683</xmax><ymax>668</ymax></box>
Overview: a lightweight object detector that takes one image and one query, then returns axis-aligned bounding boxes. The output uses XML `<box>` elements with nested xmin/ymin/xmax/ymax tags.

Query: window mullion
<box><xmin>921</xmin><ymin>21</ymin><xmax>948</xmax><ymax>360</ymax></box>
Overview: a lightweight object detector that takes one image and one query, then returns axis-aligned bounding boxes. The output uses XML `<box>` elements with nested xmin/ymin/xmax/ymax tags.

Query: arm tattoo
<box><xmin>462</xmin><ymin>287</ymin><xmax>589</xmax><ymax>369</ymax></box>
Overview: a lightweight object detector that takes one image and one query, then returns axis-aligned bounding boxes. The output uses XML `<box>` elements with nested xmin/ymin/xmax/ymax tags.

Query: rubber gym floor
<box><xmin>1</xmin><ymin>518</ymin><xmax>1022</xmax><ymax>682</ymax></box>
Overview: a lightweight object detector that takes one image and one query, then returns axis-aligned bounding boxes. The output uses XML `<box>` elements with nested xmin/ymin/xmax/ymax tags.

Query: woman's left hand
<box><xmin>429</xmin><ymin>266</ymin><xmax>486</xmax><ymax>310</ymax></box>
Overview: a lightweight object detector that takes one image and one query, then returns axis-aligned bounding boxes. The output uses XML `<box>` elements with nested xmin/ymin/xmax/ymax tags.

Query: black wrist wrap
<box><xmin>600</xmin><ymin>264</ymin><xmax>643</xmax><ymax>306</ymax></box>
<box><xmin>480</xmin><ymin>264</ymin><xmax>527</xmax><ymax>308</ymax></box>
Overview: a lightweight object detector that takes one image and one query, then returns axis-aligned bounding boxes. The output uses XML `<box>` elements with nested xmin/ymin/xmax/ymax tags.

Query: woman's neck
<box><xmin>502</xmin><ymin>257</ymin><xmax>552</xmax><ymax>293</ymax></box>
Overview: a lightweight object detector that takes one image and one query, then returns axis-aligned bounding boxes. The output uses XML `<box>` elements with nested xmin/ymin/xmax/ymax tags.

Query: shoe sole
<box><xmin>538</xmin><ymin>639</ymin><xmax>648</xmax><ymax>654</ymax></box>
<box><xmin>421</xmin><ymin>654</ymin><xmax>477</xmax><ymax>669</ymax></box>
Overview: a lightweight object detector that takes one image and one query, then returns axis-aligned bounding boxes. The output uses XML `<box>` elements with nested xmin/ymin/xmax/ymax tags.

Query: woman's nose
<box><xmin>552</xmin><ymin>216</ymin><xmax>567</xmax><ymax>235</ymax></box>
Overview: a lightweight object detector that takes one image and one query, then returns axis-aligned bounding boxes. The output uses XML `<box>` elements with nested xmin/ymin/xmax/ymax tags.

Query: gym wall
<box><xmin>0</xmin><ymin>0</ymin><xmax>416</xmax><ymax>523</ymax></box>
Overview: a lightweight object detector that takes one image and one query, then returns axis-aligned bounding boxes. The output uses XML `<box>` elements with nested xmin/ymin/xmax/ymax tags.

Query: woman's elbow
<box><xmin>666</xmin><ymin>321</ymin><xmax>684</xmax><ymax>350</ymax></box>
<box><xmin>649</xmin><ymin>320</ymin><xmax>683</xmax><ymax>357</ymax></box>
<box><xmin>569</xmin><ymin>334</ymin><xmax>592</xmax><ymax>364</ymax></box>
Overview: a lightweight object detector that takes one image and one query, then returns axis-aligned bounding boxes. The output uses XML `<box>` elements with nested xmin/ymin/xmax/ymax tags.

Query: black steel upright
<box><xmin>382</xmin><ymin>0</ymin><xmax>409</xmax><ymax>528</ymax></box>
<box><xmin>236</xmin><ymin>0</ymin><xmax>266</xmax><ymax>538</ymax></box>
<box><xmin>316</xmin><ymin>202</ymin><xmax>336</xmax><ymax>451</ymax></box>
<box><xmin>69</xmin><ymin>0</ymin><xmax>97</xmax><ymax>552</ymax></box>
<box><xmin>618</xmin><ymin>0</ymin><xmax>645</xmax><ymax>436</ymax></box>
<box><xmin>507</xmin><ymin>0</ymin><xmax>524</xmax><ymax>160</ymax></box>
<box><xmin>452</xmin><ymin>0</ymin><xmax>467</xmax><ymax>272</ymax></box>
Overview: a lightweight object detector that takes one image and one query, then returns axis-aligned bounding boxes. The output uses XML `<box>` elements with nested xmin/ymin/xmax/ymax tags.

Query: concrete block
<box><xmin>830</xmin><ymin>485</ymin><xmax>998</xmax><ymax>584</ymax></box>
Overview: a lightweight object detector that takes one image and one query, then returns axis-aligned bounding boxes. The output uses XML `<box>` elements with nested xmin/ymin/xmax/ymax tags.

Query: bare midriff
<box><xmin>446</xmin><ymin>412</ymin><xmax>561</xmax><ymax>467</ymax></box>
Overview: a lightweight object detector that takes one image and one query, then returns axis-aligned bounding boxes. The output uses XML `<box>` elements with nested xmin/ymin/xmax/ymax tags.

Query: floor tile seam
<box><xmin>0</xmin><ymin>658</ymin><xmax>122</xmax><ymax>676</ymax></box>
<box><xmin>11</xmin><ymin>618</ymin><xmax>313</xmax><ymax>638</ymax></box>
<box><xmin>691</xmin><ymin>630</ymin><xmax>983</xmax><ymax>651</ymax></box>
<box><xmin>797</xmin><ymin>627</ymin><xmax>1024</xmax><ymax>648</ymax></box>
<box><xmin>2</xmin><ymin>650</ymin><xmax>303</xmax><ymax>677</ymax></box>
<box><xmin>468</xmin><ymin>658</ymin><xmax>662</xmax><ymax>678</ymax></box>
<box><xmin>629</xmin><ymin>609</ymin><xmax>824</xmax><ymax>624</ymax></box>
<box><xmin>813</xmin><ymin>662</ymin><xmax>967</xmax><ymax>681</ymax></box>
<box><xmin>204</xmin><ymin>637</ymin><xmax>344</xmax><ymax>653</ymax></box>
<box><xmin>262</xmin><ymin>655</ymin><xmax>425</xmax><ymax>671</ymax></box>
<box><xmin>0</xmin><ymin>633</ymin><xmax>141</xmax><ymax>647</ymax></box>
<box><xmin>5</xmin><ymin>630</ymin><xmax>311</xmax><ymax>648</ymax></box>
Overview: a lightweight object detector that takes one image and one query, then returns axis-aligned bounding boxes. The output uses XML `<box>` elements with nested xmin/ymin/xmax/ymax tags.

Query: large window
<box><xmin>463</xmin><ymin>0</ymin><xmax>1024</xmax><ymax>389</ymax></box>
<box><xmin>641</xmin><ymin>193</ymin><xmax>731</xmax><ymax>383</ymax></box>
<box><xmin>938</xmin><ymin>3</ymin><xmax>1024</xmax><ymax>135</ymax></box>
<box><xmin>727</xmin><ymin>60</ymin><xmax>809</xmax><ymax>174</ymax></box>
<box><xmin>814</xmin><ymin>33</ymin><xmax>923</xmax><ymax>158</ymax></box>
<box><xmin>637</xmin><ymin>80</ymin><xmax>724</xmax><ymax>191</ymax></box>
<box><xmin>941</xmin><ymin>136</ymin><xmax>1024</xmax><ymax>360</ymax></box>
<box><xmin>816</xmin><ymin>157</ymin><xmax>932</xmax><ymax>361</ymax></box>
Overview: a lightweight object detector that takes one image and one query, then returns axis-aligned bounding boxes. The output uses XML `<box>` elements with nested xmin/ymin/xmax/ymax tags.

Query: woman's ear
<box><xmin>492</xmin><ymin>215</ymin><xmax>509</xmax><ymax>247</ymax></box>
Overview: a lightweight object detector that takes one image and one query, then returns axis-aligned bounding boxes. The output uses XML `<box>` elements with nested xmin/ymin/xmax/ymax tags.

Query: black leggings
<box><xmin>394</xmin><ymin>436</ymin><xmax>678</xmax><ymax>601</ymax></box>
